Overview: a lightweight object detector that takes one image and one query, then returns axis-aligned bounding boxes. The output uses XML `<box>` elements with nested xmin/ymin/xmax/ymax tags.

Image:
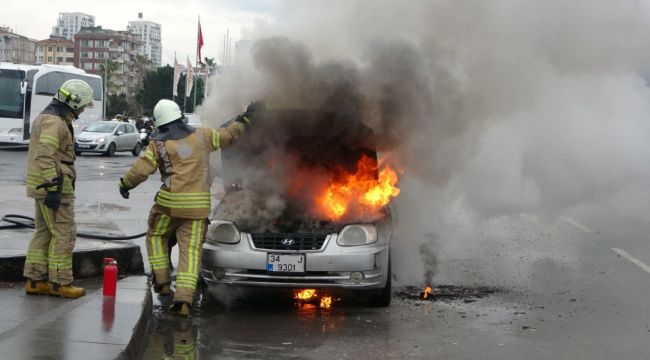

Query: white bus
<box><xmin>0</xmin><ymin>63</ymin><xmax>103</xmax><ymax>147</ymax></box>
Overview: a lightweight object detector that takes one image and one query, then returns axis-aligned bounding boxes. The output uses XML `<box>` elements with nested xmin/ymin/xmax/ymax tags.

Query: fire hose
<box><xmin>0</xmin><ymin>214</ymin><xmax>146</xmax><ymax>241</ymax></box>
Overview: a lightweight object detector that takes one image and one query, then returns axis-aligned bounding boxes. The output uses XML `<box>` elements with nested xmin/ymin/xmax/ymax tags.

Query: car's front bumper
<box><xmin>201</xmin><ymin>233</ymin><xmax>390</xmax><ymax>290</ymax></box>
<box><xmin>75</xmin><ymin>141</ymin><xmax>108</xmax><ymax>152</ymax></box>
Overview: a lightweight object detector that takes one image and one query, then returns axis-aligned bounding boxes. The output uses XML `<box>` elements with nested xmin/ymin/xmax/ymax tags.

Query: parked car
<box><xmin>200</xmin><ymin>110</ymin><xmax>393</xmax><ymax>307</ymax></box>
<box><xmin>75</xmin><ymin>121</ymin><xmax>141</xmax><ymax>156</ymax></box>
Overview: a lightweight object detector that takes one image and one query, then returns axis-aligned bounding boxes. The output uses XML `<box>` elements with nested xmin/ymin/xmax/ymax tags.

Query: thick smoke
<box><xmin>200</xmin><ymin>0</ymin><xmax>650</xmax><ymax>287</ymax></box>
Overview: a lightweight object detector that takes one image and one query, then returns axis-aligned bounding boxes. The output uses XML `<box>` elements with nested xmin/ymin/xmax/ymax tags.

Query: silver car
<box><xmin>75</xmin><ymin>121</ymin><xmax>142</xmax><ymax>156</ymax></box>
<box><xmin>200</xmin><ymin>110</ymin><xmax>393</xmax><ymax>306</ymax></box>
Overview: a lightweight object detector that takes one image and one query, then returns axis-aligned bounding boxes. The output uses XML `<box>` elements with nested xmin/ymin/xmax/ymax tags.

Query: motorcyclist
<box><xmin>118</xmin><ymin>99</ymin><xmax>263</xmax><ymax>316</ymax></box>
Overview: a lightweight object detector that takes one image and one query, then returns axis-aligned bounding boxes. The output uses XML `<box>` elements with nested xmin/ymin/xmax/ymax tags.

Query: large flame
<box><xmin>316</xmin><ymin>155</ymin><xmax>401</xmax><ymax>221</ymax></box>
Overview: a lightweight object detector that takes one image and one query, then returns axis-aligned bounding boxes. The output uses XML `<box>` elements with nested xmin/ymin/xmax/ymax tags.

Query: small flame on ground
<box><xmin>320</xmin><ymin>296</ymin><xmax>332</xmax><ymax>309</ymax></box>
<box><xmin>294</xmin><ymin>289</ymin><xmax>317</xmax><ymax>301</ymax></box>
<box><xmin>294</xmin><ymin>289</ymin><xmax>334</xmax><ymax>309</ymax></box>
<box><xmin>420</xmin><ymin>286</ymin><xmax>433</xmax><ymax>300</ymax></box>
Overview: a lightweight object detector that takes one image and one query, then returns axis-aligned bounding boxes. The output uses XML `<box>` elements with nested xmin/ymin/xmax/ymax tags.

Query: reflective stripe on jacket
<box><xmin>122</xmin><ymin>122</ymin><xmax>246</xmax><ymax>219</ymax></box>
<box><xmin>26</xmin><ymin>102</ymin><xmax>76</xmax><ymax>200</ymax></box>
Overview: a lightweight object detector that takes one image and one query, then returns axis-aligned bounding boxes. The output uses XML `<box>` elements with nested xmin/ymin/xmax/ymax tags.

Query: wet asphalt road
<box><xmin>2</xmin><ymin>149</ymin><xmax>650</xmax><ymax>359</ymax></box>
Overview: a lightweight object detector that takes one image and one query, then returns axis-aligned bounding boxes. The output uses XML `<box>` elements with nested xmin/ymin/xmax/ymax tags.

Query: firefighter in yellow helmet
<box><xmin>23</xmin><ymin>79</ymin><xmax>94</xmax><ymax>299</ymax></box>
<box><xmin>118</xmin><ymin>99</ymin><xmax>262</xmax><ymax>316</ymax></box>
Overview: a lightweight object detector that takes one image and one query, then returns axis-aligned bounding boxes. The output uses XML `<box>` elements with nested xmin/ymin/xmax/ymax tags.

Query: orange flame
<box><xmin>320</xmin><ymin>296</ymin><xmax>332</xmax><ymax>309</ymax></box>
<box><xmin>294</xmin><ymin>289</ymin><xmax>317</xmax><ymax>301</ymax></box>
<box><xmin>317</xmin><ymin>155</ymin><xmax>401</xmax><ymax>221</ymax></box>
<box><xmin>421</xmin><ymin>286</ymin><xmax>433</xmax><ymax>299</ymax></box>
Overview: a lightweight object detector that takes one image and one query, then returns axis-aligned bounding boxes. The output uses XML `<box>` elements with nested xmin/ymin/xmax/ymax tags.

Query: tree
<box><xmin>99</xmin><ymin>59</ymin><xmax>119</xmax><ymax>95</ymax></box>
<box><xmin>136</xmin><ymin>65</ymin><xmax>174</xmax><ymax>115</ymax></box>
<box><xmin>135</xmin><ymin>65</ymin><xmax>205</xmax><ymax>115</ymax></box>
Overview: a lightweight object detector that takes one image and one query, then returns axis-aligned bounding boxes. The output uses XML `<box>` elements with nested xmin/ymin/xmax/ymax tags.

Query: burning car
<box><xmin>200</xmin><ymin>109</ymin><xmax>400</xmax><ymax>306</ymax></box>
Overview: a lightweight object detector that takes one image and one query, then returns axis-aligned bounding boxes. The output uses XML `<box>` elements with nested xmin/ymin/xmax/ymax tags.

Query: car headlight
<box><xmin>337</xmin><ymin>224</ymin><xmax>378</xmax><ymax>246</ymax></box>
<box><xmin>206</xmin><ymin>220</ymin><xmax>240</xmax><ymax>244</ymax></box>
<box><xmin>96</xmin><ymin>137</ymin><xmax>106</xmax><ymax>143</ymax></box>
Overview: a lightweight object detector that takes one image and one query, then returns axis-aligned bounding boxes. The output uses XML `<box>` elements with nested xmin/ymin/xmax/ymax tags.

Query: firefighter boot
<box><xmin>154</xmin><ymin>283</ymin><xmax>171</xmax><ymax>296</ymax></box>
<box><xmin>48</xmin><ymin>282</ymin><xmax>86</xmax><ymax>299</ymax></box>
<box><xmin>169</xmin><ymin>302</ymin><xmax>191</xmax><ymax>317</ymax></box>
<box><xmin>25</xmin><ymin>279</ymin><xmax>50</xmax><ymax>295</ymax></box>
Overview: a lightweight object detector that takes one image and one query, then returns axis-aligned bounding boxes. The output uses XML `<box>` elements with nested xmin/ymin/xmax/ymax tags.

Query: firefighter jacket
<box><xmin>26</xmin><ymin>100</ymin><xmax>76</xmax><ymax>202</ymax></box>
<box><xmin>121</xmin><ymin>121</ymin><xmax>247</xmax><ymax>219</ymax></box>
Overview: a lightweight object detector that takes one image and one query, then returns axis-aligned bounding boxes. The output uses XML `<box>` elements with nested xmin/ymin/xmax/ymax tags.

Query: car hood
<box><xmin>215</xmin><ymin>109</ymin><xmax>381</xmax><ymax>233</ymax></box>
<box><xmin>77</xmin><ymin>132</ymin><xmax>111</xmax><ymax>141</ymax></box>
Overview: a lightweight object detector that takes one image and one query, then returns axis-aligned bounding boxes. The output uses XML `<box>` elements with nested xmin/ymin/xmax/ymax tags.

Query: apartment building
<box><xmin>74</xmin><ymin>26</ymin><xmax>143</xmax><ymax>95</ymax></box>
<box><xmin>36</xmin><ymin>37</ymin><xmax>74</xmax><ymax>65</ymax></box>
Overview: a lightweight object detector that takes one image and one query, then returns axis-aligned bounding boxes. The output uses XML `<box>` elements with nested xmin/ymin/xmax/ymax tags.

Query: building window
<box><xmin>37</xmin><ymin>46</ymin><xmax>43</xmax><ymax>52</ymax></box>
<box><xmin>83</xmin><ymin>62</ymin><xmax>93</xmax><ymax>70</ymax></box>
<box><xmin>81</xmin><ymin>52</ymin><xmax>89</xmax><ymax>58</ymax></box>
<box><xmin>65</xmin><ymin>57</ymin><xmax>73</xmax><ymax>62</ymax></box>
<box><xmin>56</xmin><ymin>47</ymin><xmax>63</xmax><ymax>52</ymax></box>
<box><xmin>47</xmin><ymin>56</ymin><xmax>53</xmax><ymax>62</ymax></box>
<box><xmin>97</xmin><ymin>52</ymin><xmax>105</xmax><ymax>59</ymax></box>
<box><xmin>81</xmin><ymin>39</ymin><xmax>89</xmax><ymax>47</ymax></box>
<box><xmin>66</xmin><ymin>47</ymin><xmax>73</xmax><ymax>52</ymax></box>
<box><xmin>56</xmin><ymin>57</ymin><xmax>63</xmax><ymax>63</ymax></box>
<box><xmin>48</xmin><ymin>46</ymin><xmax>53</xmax><ymax>52</ymax></box>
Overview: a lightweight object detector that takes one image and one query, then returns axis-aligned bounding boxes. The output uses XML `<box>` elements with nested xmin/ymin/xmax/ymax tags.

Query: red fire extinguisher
<box><xmin>103</xmin><ymin>258</ymin><xmax>118</xmax><ymax>296</ymax></box>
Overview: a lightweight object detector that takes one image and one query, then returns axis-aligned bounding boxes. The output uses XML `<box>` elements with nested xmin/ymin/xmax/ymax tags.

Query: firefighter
<box><xmin>23</xmin><ymin>79</ymin><xmax>94</xmax><ymax>299</ymax></box>
<box><xmin>118</xmin><ymin>99</ymin><xmax>262</xmax><ymax>316</ymax></box>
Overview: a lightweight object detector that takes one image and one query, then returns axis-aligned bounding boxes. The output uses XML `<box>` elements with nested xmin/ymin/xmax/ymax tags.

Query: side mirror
<box><xmin>116</xmin><ymin>131</ymin><xmax>125</xmax><ymax>136</ymax></box>
<box><xmin>20</xmin><ymin>81</ymin><xmax>28</xmax><ymax>95</ymax></box>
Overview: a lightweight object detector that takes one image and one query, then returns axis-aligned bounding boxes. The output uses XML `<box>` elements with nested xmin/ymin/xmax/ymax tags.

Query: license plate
<box><xmin>267</xmin><ymin>253</ymin><xmax>305</xmax><ymax>273</ymax></box>
<box><xmin>77</xmin><ymin>144</ymin><xmax>90</xmax><ymax>148</ymax></box>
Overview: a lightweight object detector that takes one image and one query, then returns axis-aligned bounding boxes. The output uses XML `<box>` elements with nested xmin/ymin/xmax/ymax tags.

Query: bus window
<box><xmin>0</xmin><ymin>69</ymin><xmax>24</xmax><ymax>119</ymax></box>
<box><xmin>35</xmin><ymin>72</ymin><xmax>103</xmax><ymax>101</ymax></box>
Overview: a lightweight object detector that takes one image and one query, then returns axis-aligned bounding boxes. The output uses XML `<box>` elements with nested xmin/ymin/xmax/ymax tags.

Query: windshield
<box><xmin>84</xmin><ymin>123</ymin><xmax>117</xmax><ymax>133</ymax></box>
<box><xmin>0</xmin><ymin>69</ymin><xmax>25</xmax><ymax>119</ymax></box>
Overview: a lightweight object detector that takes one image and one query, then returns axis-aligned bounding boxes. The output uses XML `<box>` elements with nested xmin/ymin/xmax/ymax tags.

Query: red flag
<box><xmin>197</xmin><ymin>19</ymin><xmax>204</xmax><ymax>63</ymax></box>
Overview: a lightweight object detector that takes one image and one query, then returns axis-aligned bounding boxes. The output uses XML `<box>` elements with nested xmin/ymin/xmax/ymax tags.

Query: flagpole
<box><xmin>172</xmin><ymin>51</ymin><xmax>176</xmax><ymax>101</ymax></box>
<box><xmin>192</xmin><ymin>15</ymin><xmax>199</xmax><ymax>112</ymax></box>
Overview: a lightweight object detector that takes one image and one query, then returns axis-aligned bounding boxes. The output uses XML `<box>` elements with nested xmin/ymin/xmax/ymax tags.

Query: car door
<box><xmin>126</xmin><ymin>124</ymin><xmax>139</xmax><ymax>149</ymax></box>
<box><xmin>115</xmin><ymin>124</ymin><xmax>128</xmax><ymax>150</ymax></box>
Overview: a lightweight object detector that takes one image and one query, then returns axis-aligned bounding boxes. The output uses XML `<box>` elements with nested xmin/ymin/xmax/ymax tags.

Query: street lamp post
<box><xmin>103</xmin><ymin>57</ymin><xmax>107</xmax><ymax>120</ymax></box>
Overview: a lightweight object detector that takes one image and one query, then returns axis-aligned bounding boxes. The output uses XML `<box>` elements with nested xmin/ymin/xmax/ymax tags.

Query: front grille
<box><xmin>76</xmin><ymin>138</ymin><xmax>93</xmax><ymax>143</ymax></box>
<box><xmin>251</xmin><ymin>233</ymin><xmax>328</xmax><ymax>251</ymax></box>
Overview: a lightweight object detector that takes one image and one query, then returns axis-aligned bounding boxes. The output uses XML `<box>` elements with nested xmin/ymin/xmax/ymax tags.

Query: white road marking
<box><xmin>611</xmin><ymin>248</ymin><xmax>650</xmax><ymax>274</ymax></box>
<box><xmin>564</xmin><ymin>217</ymin><xmax>595</xmax><ymax>233</ymax></box>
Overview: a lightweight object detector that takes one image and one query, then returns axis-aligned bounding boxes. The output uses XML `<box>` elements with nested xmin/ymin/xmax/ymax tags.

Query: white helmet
<box><xmin>153</xmin><ymin>99</ymin><xmax>183</xmax><ymax>128</ymax></box>
<box><xmin>57</xmin><ymin>79</ymin><xmax>94</xmax><ymax>110</ymax></box>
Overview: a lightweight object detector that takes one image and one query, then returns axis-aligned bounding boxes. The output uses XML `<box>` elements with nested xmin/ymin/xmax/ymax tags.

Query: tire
<box><xmin>368</xmin><ymin>254</ymin><xmax>392</xmax><ymax>307</ymax></box>
<box><xmin>104</xmin><ymin>143</ymin><xmax>116</xmax><ymax>157</ymax></box>
<box><xmin>74</xmin><ymin>150</ymin><xmax>82</xmax><ymax>156</ymax></box>
<box><xmin>132</xmin><ymin>142</ymin><xmax>142</xmax><ymax>156</ymax></box>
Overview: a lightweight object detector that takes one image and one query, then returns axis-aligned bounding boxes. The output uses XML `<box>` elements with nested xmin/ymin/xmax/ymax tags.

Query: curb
<box><xmin>119</xmin><ymin>277</ymin><xmax>153</xmax><ymax>360</ymax></box>
<box><xmin>0</xmin><ymin>242</ymin><xmax>144</xmax><ymax>282</ymax></box>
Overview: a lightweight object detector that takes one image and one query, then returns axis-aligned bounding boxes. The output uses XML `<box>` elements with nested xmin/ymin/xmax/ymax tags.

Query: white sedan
<box><xmin>75</xmin><ymin>121</ymin><xmax>142</xmax><ymax>156</ymax></box>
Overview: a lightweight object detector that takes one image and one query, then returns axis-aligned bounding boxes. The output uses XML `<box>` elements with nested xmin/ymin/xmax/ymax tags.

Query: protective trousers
<box><xmin>23</xmin><ymin>199</ymin><xmax>76</xmax><ymax>285</ymax></box>
<box><xmin>146</xmin><ymin>205</ymin><xmax>206</xmax><ymax>304</ymax></box>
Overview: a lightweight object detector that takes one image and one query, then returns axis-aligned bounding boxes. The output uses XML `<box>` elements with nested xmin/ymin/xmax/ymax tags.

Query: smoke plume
<box><xmin>200</xmin><ymin>0</ymin><xmax>650</xmax><ymax>287</ymax></box>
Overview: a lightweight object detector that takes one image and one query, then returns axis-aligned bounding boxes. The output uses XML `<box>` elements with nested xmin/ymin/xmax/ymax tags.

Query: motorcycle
<box><xmin>139</xmin><ymin>128</ymin><xmax>152</xmax><ymax>147</ymax></box>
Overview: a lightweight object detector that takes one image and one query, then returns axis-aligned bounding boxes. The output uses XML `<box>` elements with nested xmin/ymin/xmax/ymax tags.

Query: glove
<box><xmin>37</xmin><ymin>176</ymin><xmax>63</xmax><ymax>210</ymax></box>
<box><xmin>119</xmin><ymin>178</ymin><xmax>130</xmax><ymax>199</ymax></box>
<box><xmin>44</xmin><ymin>191</ymin><xmax>62</xmax><ymax>210</ymax></box>
<box><xmin>236</xmin><ymin>101</ymin><xmax>265</xmax><ymax>127</ymax></box>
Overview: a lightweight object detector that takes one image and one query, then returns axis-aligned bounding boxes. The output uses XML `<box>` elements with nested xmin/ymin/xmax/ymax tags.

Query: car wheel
<box><xmin>132</xmin><ymin>142</ymin><xmax>142</xmax><ymax>156</ymax></box>
<box><xmin>368</xmin><ymin>254</ymin><xmax>392</xmax><ymax>307</ymax></box>
<box><xmin>104</xmin><ymin>143</ymin><xmax>116</xmax><ymax>157</ymax></box>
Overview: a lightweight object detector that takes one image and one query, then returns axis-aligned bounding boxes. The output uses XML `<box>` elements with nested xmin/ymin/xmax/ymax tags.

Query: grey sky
<box><xmin>1</xmin><ymin>0</ymin><xmax>279</xmax><ymax>66</ymax></box>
